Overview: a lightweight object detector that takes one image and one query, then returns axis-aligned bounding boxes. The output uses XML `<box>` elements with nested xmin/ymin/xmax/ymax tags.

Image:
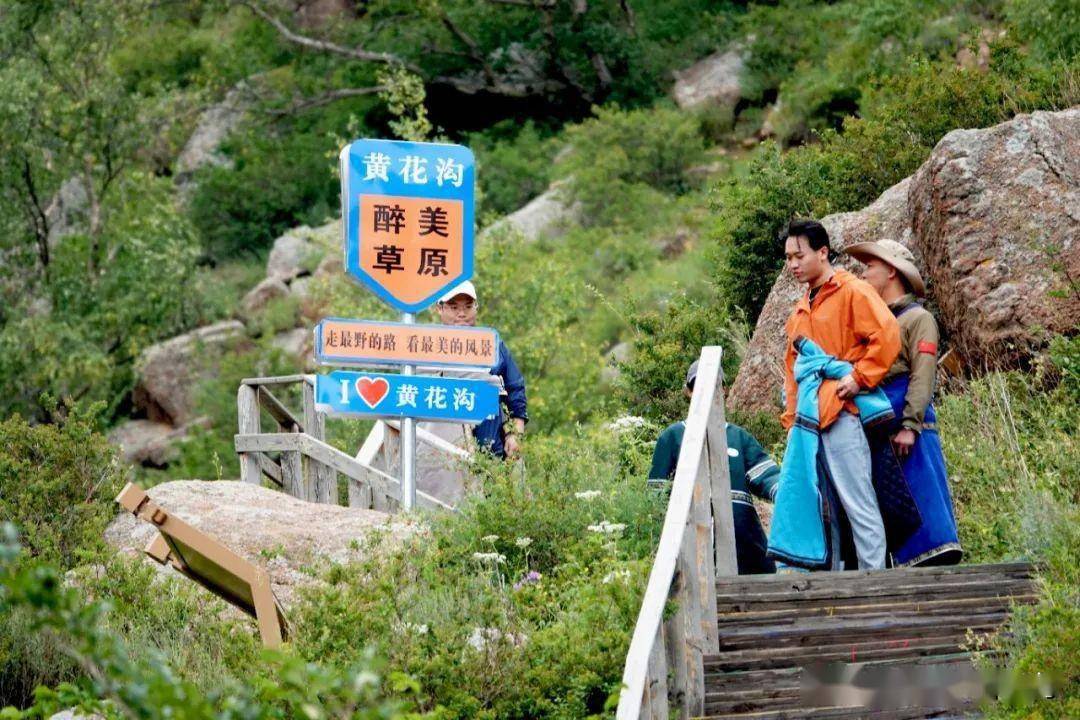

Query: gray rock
<box><xmin>175</xmin><ymin>85</ymin><xmax>249</xmax><ymax>187</ymax></box>
<box><xmin>909</xmin><ymin>107</ymin><xmax>1080</xmax><ymax>364</ymax></box>
<box><xmin>271</xmin><ymin>327</ymin><xmax>312</xmax><ymax>368</ymax></box>
<box><xmin>44</xmin><ymin>176</ymin><xmax>89</xmax><ymax>247</ymax></box>
<box><xmin>133</xmin><ymin>321</ymin><xmax>248</xmax><ymax>426</ymax></box>
<box><xmin>266</xmin><ymin>224</ymin><xmax>333</xmax><ymax>282</ymax></box>
<box><xmin>672</xmin><ymin>48</ymin><xmax>745</xmax><ymax>112</ymax></box>
<box><xmin>104</xmin><ymin>480</ymin><xmax>413</xmax><ymax>609</ymax></box>
<box><xmin>241</xmin><ymin>277</ymin><xmax>290</xmax><ymax>318</ymax></box>
<box><xmin>601</xmin><ymin>341</ymin><xmax>632</xmax><ymax>385</ymax></box>
<box><xmin>483</xmin><ymin>182</ymin><xmax>579</xmax><ymax>242</ymax></box>
<box><xmin>109</xmin><ymin>419</ymin><xmax>181</xmax><ymax>467</ymax></box>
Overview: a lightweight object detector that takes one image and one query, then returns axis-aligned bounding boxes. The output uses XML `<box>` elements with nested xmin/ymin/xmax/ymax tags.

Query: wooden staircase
<box><xmin>699</xmin><ymin>562</ymin><xmax>1038</xmax><ymax>719</ymax></box>
<box><xmin>614</xmin><ymin>346</ymin><xmax>1041</xmax><ymax>720</ymax></box>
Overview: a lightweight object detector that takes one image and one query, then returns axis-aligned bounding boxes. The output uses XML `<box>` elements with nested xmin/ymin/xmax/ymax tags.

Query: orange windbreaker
<box><xmin>781</xmin><ymin>269</ymin><xmax>901</xmax><ymax>431</ymax></box>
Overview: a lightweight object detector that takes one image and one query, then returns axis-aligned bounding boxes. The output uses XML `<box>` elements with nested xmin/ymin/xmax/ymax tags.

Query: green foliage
<box><xmin>558</xmin><ymin>104</ymin><xmax>706</xmax><ymax>221</ymax></box>
<box><xmin>470</xmin><ymin>122</ymin><xmax>558</xmax><ymax>221</ymax></box>
<box><xmin>0</xmin><ymin>404</ymin><xmax>121</xmax><ymax>570</ymax></box>
<box><xmin>714</xmin><ymin>50</ymin><xmax>1080</xmax><ymax>319</ymax></box>
<box><xmin>0</xmin><ymin>525</ymin><xmax>415</xmax><ymax>719</ymax></box>
<box><xmin>614</xmin><ymin>293</ymin><xmax>742</xmax><ymax>425</ymax></box>
<box><xmin>1006</xmin><ymin>0</ymin><xmax>1080</xmax><ymax>61</ymax></box>
<box><xmin>188</xmin><ymin>126</ymin><xmax>340</xmax><ymax>259</ymax></box>
<box><xmin>293</xmin><ymin>426</ymin><xmax>663</xmax><ymax>718</ymax></box>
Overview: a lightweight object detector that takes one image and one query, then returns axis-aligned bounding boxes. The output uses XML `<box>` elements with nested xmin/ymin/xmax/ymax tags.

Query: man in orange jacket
<box><xmin>780</xmin><ymin>219</ymin><xmax>901</xmax><ymax>570</ymax></box>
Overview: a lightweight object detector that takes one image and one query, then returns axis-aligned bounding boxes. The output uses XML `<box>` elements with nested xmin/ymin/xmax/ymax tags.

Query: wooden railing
<box><xmin>615</xmin><ymin>346</ymin><xmax>739</xmax><ymax>719</ymax></box>
<box><xmin>235</xmin><ymin>375</ymin><xmax>453</xmax><ymax>512</ymax></box>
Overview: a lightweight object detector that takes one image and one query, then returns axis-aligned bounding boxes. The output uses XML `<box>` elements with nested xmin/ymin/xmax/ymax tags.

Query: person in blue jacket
<box><xmin>648</xmin><ymin>361</ymin><xmax>779</xmax><ymax>574</ymax></box>
<box><xmin>435</xmin><ymin>281</ymin><xmax>528</xmax><ymax>459</ymax></box>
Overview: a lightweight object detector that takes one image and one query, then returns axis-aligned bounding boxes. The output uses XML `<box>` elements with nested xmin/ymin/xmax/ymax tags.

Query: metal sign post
<box><xmin>336</xmin><ymin>138</ymin><xmax>478</xmax><ymax>511</ymax></box>
<box><xmin>400</xmin><ymin>312</ymin><xmax>416</xmax><ymax>510</ymax></box>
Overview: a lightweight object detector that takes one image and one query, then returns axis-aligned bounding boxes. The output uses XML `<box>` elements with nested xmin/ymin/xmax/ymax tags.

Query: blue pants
<box><xmin>821</xmin><ymin>412</ymin><xmax>887</xmax><ymax>570</ymax></box>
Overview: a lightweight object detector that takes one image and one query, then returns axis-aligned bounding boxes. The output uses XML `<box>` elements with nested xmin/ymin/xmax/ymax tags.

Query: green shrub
<box><xmin>471</xmin><ymin>121</ymin><xmax>558</xmax><ymax>221</ymax></box>
<box><xmin>189</xmin><ymin>126</ymin><xmax>339</xmax><ymax>260</ymax></box>
<box><xmin>558</xmin><ymin>104</ymin><xmax>706</xmax><ymax>222</ymax></box>
<box><xmin>1006</xmin><ymin>0</ymin><xmax>1080</xmax><ymax>62</ymax></box>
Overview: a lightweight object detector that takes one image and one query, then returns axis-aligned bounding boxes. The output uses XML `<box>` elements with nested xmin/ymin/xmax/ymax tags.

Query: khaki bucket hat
<box><xmin>844</xmin><ymin>239</ymin><xmax>926</xmax><ymax>297</ymax></box>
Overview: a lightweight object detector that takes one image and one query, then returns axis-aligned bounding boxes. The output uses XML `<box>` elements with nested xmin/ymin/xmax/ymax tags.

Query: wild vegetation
<box><xmin>1</xmin><ymin>0</ymin><xmax>1077</xmax><ymax>718</ymax></box>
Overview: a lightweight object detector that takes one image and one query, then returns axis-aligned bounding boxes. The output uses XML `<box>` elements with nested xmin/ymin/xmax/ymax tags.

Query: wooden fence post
<box><xmin>706</xmin><ymin>358</ymin><xmax>738</xmax><ymax>583</ymax></box>
<box><xmin>237</xmin><ymin>384</ymin><xmax>261</xmax><ymax>485</ymax></box>
<box><xmin>303</xmin><ymin>378</ymin><xmax>336</xmax><ymax>504</ymax></box>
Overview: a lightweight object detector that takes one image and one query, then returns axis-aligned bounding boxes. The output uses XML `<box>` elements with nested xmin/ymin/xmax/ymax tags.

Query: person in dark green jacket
<box><xmin>648</xmin><ymin>361</ymin><xmax>779</xmax><ymax>574</ymax></box>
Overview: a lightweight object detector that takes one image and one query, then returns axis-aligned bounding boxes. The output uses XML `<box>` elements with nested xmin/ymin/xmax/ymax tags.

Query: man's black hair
<box><xmin>784</xmin><ymin>218</ymin><xmax>831</xmax><ymax>253</ymax></box>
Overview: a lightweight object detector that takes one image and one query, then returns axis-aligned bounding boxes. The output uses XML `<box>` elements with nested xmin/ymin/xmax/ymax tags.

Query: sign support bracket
<box><xmin>400</xmin><ymin>311</ymin><xmax>417</xmax><ymax>510</ymax></box>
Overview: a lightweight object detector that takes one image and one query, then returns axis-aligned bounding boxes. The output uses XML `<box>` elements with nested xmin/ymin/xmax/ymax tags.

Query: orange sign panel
<box><xmin>315</xmin><ymin>318</ymin><xmax>499</xmax><ymax>369</ymax></box>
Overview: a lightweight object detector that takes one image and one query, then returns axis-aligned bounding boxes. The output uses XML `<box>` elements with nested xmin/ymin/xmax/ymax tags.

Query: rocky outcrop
<box><xmin>909</xmin><ymin>108</ymin><xmax>1080</xmax><ymax>364</ymax></box>
<box><xmin>132</xmin><ymin>321</ymin><xmax>248</xmax><ymax>426</ymax></box>
<box><xmin>729</xmin><ymin>178</ymin><xmax>913</xmax><ymax>414</ymax></box>
<box><xmin>104</xmin><ymin>480</ymin><xmax>414</xmax><ymax>608</ymax></box>
<box><xmin>266</xmin><ymin>222</ymin><xmax>337</xmax><ymax>282</ymax></box>
<box><xmin>672</xmin><ymin>47</ymin><xmax>745</xmax><ymax>113</ymax></box>
<box><xmin>241</xmin><ymin>277</ymin><xmax>290</xmax><ymax>317</ymax></box>
<box><xmin>175</xmin><ymin>85</ymin><xmax>249</xmax><ymax>188</ymax></box>
<box><xmin>729</xmin><ymin>107</ymin><xmax>1080</xmax><ymax>415</ymax></box>
<box><xmin>482</xmin><ymin>183</ymin><xmax>579</xmax><ymax>242</ymax></box>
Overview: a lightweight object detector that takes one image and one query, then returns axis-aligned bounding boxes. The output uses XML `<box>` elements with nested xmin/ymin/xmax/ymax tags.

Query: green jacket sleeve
<box><xmin>740</xmin><ymin>431</ymin><xmax>780</xmax><ymax>501</ymax></box>
<box><xmin>902</xmin><ymin>311</ymin><xmax>940</xmax><ymax>432</ymax></box>
<box><xmin>648</xmin><ymin>426</ymin><xmax>680</xmax><ymax>481</ymax></box>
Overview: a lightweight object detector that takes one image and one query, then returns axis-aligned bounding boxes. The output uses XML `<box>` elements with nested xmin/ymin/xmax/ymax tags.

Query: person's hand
<box><xmin>504</xmin><ymin>433</ymin><xmax>521</xmax><ymax>458</ymax></box>
<box><xmin>892</xmin><ymin>428</ymin><xmax>916</xmax><ymax>457</ymax></box>
<box><xmin>835</xmin><ymin>374</ymin><xmax>861</xmax><ymax>400</ymax></box>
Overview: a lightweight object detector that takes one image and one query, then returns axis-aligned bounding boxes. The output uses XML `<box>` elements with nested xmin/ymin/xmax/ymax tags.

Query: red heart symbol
<box><xmin>355</xmin><ymin>376</ymin><xmax>390</xmax><ymax>409</ymax></box>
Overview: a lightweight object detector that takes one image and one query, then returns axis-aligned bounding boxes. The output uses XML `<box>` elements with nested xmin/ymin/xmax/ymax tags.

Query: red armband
<box><xmin>917</xmin><ymin>340</ymin><xmax>938</xmax><ymax>355</ymax></box>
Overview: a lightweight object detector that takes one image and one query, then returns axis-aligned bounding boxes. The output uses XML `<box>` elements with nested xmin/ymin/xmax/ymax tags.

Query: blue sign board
<box><xmin>340</xmin><ymin>138</ymin><xmax>475</xmax><ymax>313</ymax></box>
<box><xmin>315</xmin><ymin>370</ymin><xmax>499</xmax><ymax>425</ymax></box>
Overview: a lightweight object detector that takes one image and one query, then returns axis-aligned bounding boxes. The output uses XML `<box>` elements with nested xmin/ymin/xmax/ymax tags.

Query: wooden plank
<box><xmin>235</xmin><ymin>433</ymin><xmax>305</xmax><ymax>453</ymax></box>
<box><xmin>642</xmin><ymin>625</ymin><xmax>669</xmax><ymax>720</ymax></box>
<box><xmin>692</xmin><ymin>443</ymin><xmax>719</xmax><ymax>655</ymax></box>
<box><xmin>348</xmin><ymin>475</ymin><xmax>374</xmax><ymax>509</ymax></box>
<box><xmin>699</xmin><ymin>347</ymin><xmax>737</xmax><ymax>583</ymax></box>
<box><xmin>717</xmin><ymin>594</ymin><xmax>1039</xmax><ymax>626</ymax></box>
<box><xmin>303</xmin><ymin>381</ymin><xmax>336</xmax><ymax>504</ymax></box>
<box><xmin>301</xmin><ymin>435</ymin><xmax>455</xmax><ymax>512</ymax></box>
<box><xmin>714</xmin><ymin>562</ymin><xmax>1036</xmax><ymax>591</ymax></box>
<box><xmin>280</xmin><ymin>450</ymin><xmax>304</xmax><ymax>499</ymax></box>
<box><xmin>704</xmin><ymin>637</ymin><xmax>985</xmax><ymax>672</ymax></box>
<box><xmin>241</xmin><ymin>374</ymin><xmax>309</xmax><ymax>386</ymax></box>
<box><xmin>255</xmin><ymin>453</ymin><xmax>284</xmax><ymax>486</ymax></box>
<box><xmin>384</xmin><ymin>419</ymin><xmax>471</xmax><ymax>459</ymax></box>
<box><xmin>258</xmin><ymin>386</ymin><xmax>303</xmax><ymax>432</ymax></box>
<box><xmin>715</xmin><ymin>612</ymin><xmax>1009</xmax><ymax>650</ymax></box>
<box><xmin>714</xmin><ymin>576</ymin><xmax>1036</xmax><ymax>604</ymax></box>
<box><xmin>237</xmin><ymin>384</ymin><xmax>262</xmax><ymax>485</ymax></box>
<box><xmin>615</xmin><ymin>347</ymin><xmax>724</xmax><ymax>720</ymax></box>
<box><xmin>715</xmin><ymin>584</ymin><xmax>1037</xmax><ymax>613</ymax></box>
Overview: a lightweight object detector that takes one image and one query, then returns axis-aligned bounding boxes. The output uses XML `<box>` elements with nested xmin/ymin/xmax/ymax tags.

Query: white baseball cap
<box><xmin>438</xmin><ymin>280</ymin><xmax>477</xmax><ymax>304</ymax></box>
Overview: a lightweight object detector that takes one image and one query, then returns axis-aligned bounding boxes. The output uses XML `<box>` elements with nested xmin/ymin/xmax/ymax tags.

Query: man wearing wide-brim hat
<box><xmin>844</xmin><ymin>239</ymin><xmax>962</xmax><ymax>567</ymax></box>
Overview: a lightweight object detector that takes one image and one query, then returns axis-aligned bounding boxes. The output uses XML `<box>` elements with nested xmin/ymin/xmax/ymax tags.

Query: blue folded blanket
<box><xmin>767</xmin><ymin>336</ymin><xmax>894</xmax><ymax>569</ymax></box>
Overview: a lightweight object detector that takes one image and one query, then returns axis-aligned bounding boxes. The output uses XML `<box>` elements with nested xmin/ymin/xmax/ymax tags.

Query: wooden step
<box><xmin>704</xmin><ymin>634</ymin><xmax>998</xmax><ymax>672</ymax></box>
<box><xmin>698</xmin><ymin>704</ymin><xmax>971</xmax><ymax>719</ymax></box>
<box><xmin>717</xmin><ymin>593</ymin><xmax>1038</xmax><ymax>627</ymax></box>
<box><xmin>715</xmin><ymin>562</ymin><xmax>1034</xmax><ymax>592</ymax></box>
<box><xmin>716</xmin><ymin>612</ymin><xmax>1008</xmax><ymax>650</ymax></box>
<box><xmin>716</xmin><ymin>579</ymin><xmax>1035</xmax><ymax>613</ymax></box>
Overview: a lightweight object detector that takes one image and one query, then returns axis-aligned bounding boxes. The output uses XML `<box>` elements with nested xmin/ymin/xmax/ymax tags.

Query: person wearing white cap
<box><xmin>647</xmin><ymin>360</ymin><xmax>780</xmax><ymax>574</ymax></box>
<box><xmin>845</xmin><ymin>239</ymin><xmax>961</xmax><ymax>567</ymax></box>
<box><xmin>436</xmin><ymin>281</ymin><xmax>528</xmax><ymax>459</ymax></box>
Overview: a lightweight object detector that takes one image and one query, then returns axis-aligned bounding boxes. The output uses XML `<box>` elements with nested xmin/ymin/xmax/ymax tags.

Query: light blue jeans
<box><xmin>821</xmin><ymin>411</ymin><xmax>886</xmax><ymax>570</ymax></box>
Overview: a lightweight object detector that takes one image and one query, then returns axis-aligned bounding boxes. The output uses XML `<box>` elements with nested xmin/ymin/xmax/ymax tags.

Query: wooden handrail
<box><xmin>615</xmin><ymin>346</ymin><xmax>737</xmax><ymax>719</ymax></box>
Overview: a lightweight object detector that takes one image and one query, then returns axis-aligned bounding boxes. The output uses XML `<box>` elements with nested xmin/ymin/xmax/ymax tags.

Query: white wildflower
<box><xmin>481</xmin><ymin>534</ymin><xmax>499</xmax><ymax>543</ymax></box>
<box><xmin>466</xmin><ymin>627</ymin><xmax>529</xmax><ymax>653</ymax></box>
<box><xmin>515</xmin><ymin>536</ymin><xmax>533</xmax><ymax>548</ymax></box>
<box><xmin>574</xmin><ymin>490</ymin><xmax>602</xmax><ymax>501</ymax></box>
<box><xmin>353</xmin><ymin>670</ymin><xmax>380</xmax><ymax>690</ymax></box>
<box><xmin>587</xmin><ymin>521</ymin><xmax>626</xmax><ymax>534</ymax></box>
<box><xmin>602</xmin><ymin>569</ymin><xmax>632</xmax><ymax>585</ymax></box>
<box><xmin>472</xmin><ymin>551</ymin><xmax>506</xmax><ymax>564</ymax></box>
<box><xmin>607</xmin><ymin>415</ymin><xmax>647</xmax><ymax>432</ymax></box>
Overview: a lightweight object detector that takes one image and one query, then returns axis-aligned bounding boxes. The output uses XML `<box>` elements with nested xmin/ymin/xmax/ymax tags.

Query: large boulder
<box><xmin>908</xmin><ymin>108</ymin><xmax>1080</xmax><ymax>363</ymax></box>
<box><xmin>175</xmin><ymin>84</ymin><xmax>249</xmax><ymax>188</ymax></box>
<box><xmin>728</xmin><ymin>178</ymin><xmax>913</xmax><ymax>414</ymax></box>
<box><xmin>671</xmin><ymin>47</ymin><xmax>745</xmax><ymax>113</ymax></box>
<box><xmin>133</xmin><ymin>321</ymin><xmax>248</xmax><ymax>426</ymax></box>
<box><xmin>266</xmin><ymin>222</ymin><xmax>336</xmax><ymax>282</ymax></box>
<box><xmin>109</xmin><ymin>419</ymin><xmax>183</xmax><ymax>467</ymax></box>
<box><xmin>482</xmin><ymin>183</ymin><xmax>579</xmax><ymax>242</ymax></box>
<box><xmin>728</xmin><ymin>107</ymin><xmax>1080</xmax><ymax>415</ymax></box>
<box><xmin>104</xmin><ymin>480</ymin><xmax>413</xmax><ymax>608</ymax></box>
<box><xmin>240</xmin><ymin>277</ymin><xmax>290</xmax><ymax>317</ymax></box>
